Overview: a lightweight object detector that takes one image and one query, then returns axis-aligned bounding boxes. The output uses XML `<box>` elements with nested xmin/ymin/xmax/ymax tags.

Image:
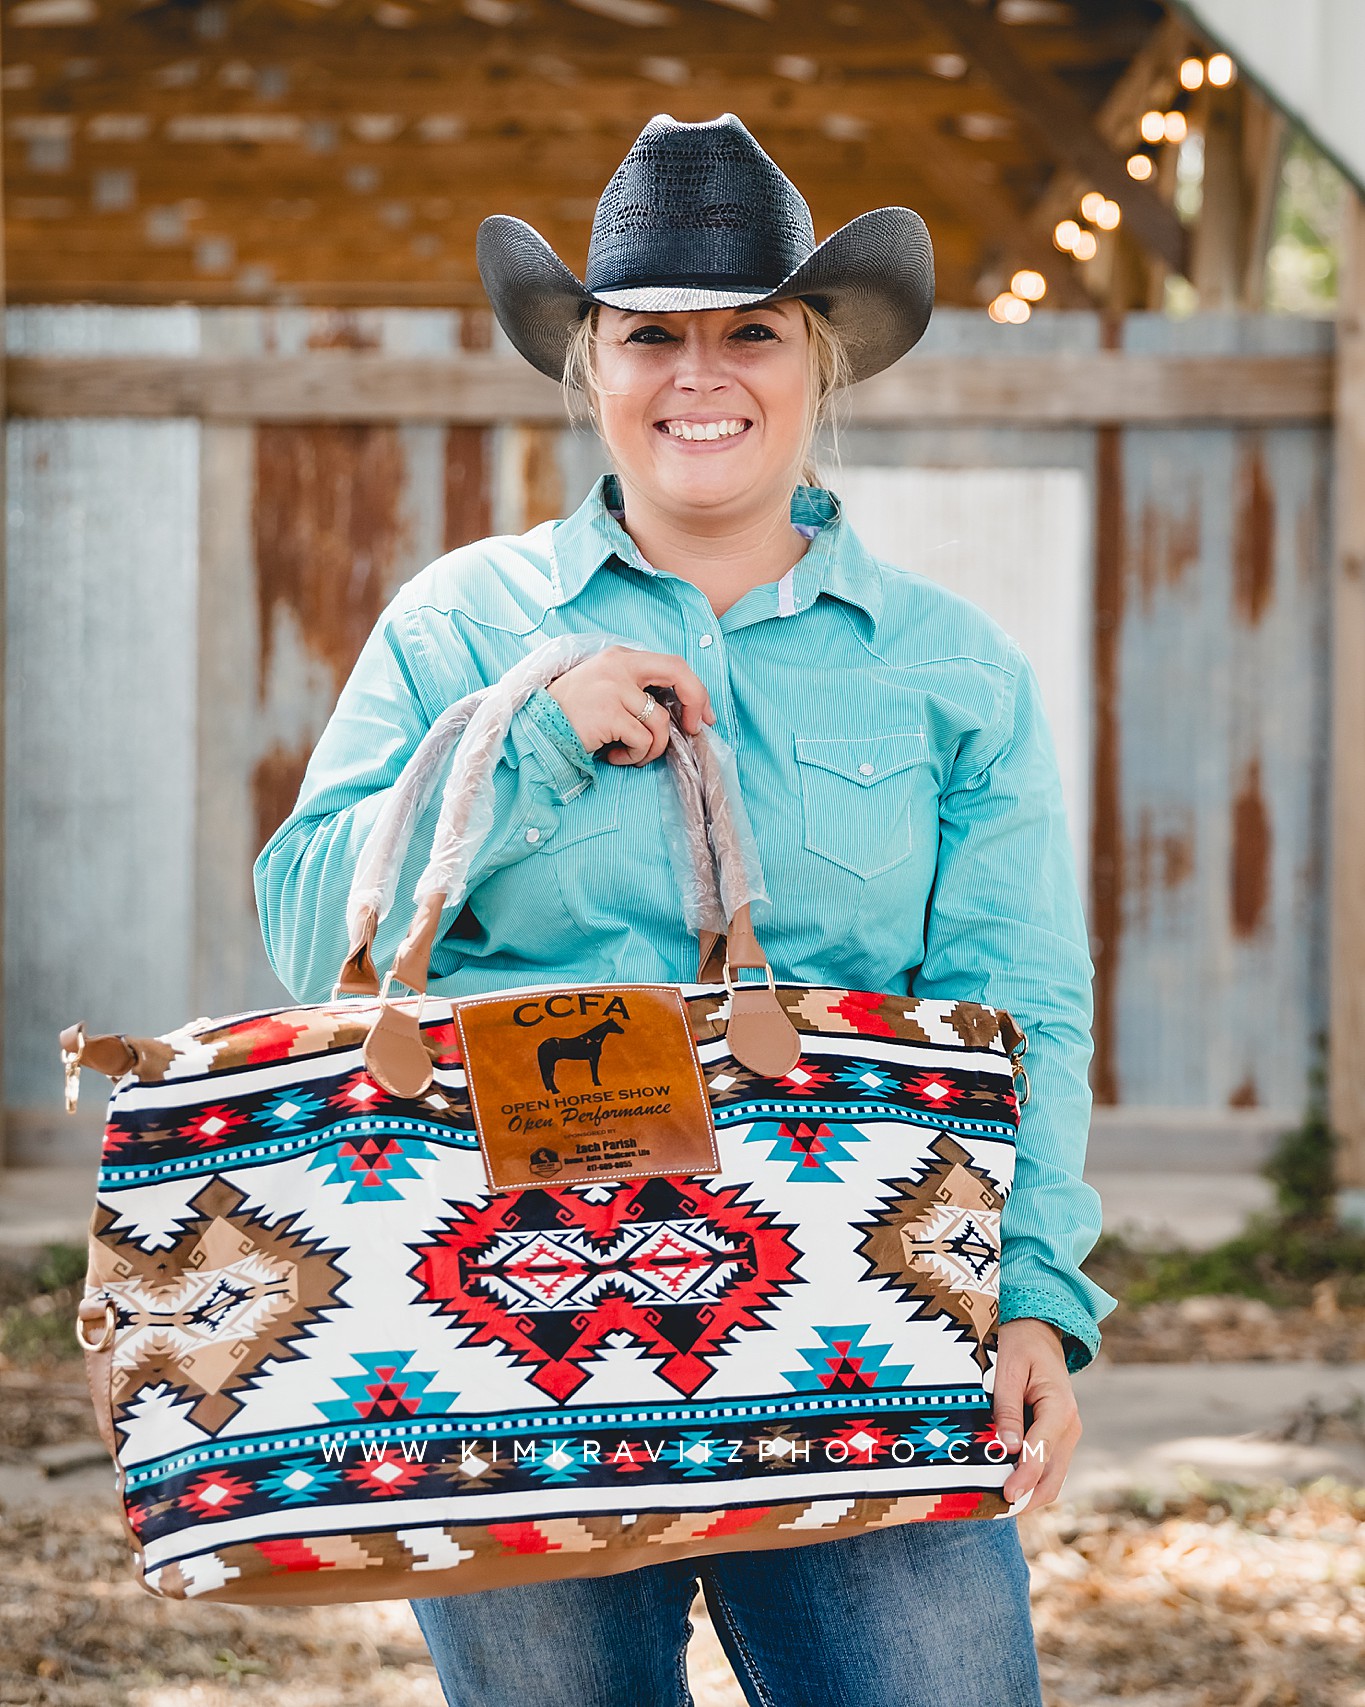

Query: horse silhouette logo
<box><xmin>538</xmin><ymin>1017</ymin><xmax>624</xmax><ymax>1094</ymax></box>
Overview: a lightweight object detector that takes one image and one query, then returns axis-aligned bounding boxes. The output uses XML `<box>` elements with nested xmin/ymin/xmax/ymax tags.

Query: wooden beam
<box><xmin>5</xmin><ymin>350</ymin><xmax>1333</xmax><ymax>425</ymax></box>
<box><xmin>1031</xmin><ymin>11</ymin><xmax>1192</xmax><ymax>307</ymax></box>
<box><xmin>1330</xmin><ymin>189</ymin><xmax>1365</xmax><ymax>1224</ymax></box>
<box><xmin>1190</xmin><ymin>79</ymin><xmax>1245</xmax><ymax>310</ymax></box>
<box><xmin>904</xmin><ymin>0</ymin><xmax>1190</xmax><ymax>274</ymax></box>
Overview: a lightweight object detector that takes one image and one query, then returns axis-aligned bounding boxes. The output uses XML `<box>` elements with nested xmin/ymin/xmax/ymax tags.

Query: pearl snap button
<box><xmin>698</xmin><ymin>633</ymin><xmax>715</xmax><ymax>648</ymax></box>
<box><xmin>858</xmin><ymin>762</ymin><xmax>875</xmax><ymax>776</ymax></box>
<box><xmin>524</xmin><ymin>827</ymin><xmax>542</xmax><ymax>843</ymax></box>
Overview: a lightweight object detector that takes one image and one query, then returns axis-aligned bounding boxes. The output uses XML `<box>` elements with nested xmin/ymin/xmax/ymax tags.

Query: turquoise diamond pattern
<box><xmin>675</xmin><ymin>1431</ymin><xmax>725</xmax><ymax>1479</ymax></box>
<box><xmin>742</xmin><ymin>1119</ymin><xmax>868</xmax><ymax>1183</ymax></box>
<box><xmin>317</xmin><ymin>1350</ymin><xmax>459</xmax><ymax>1424</ymax></box>
<box><xmin>782</xmin><ymin>1325</ymin><xmax>912</xmax><ymax>1393</ymax></box>
<box><xmin>259</xmin><ymin>1092</ymin><xmax>327</xmax><ymax>1134</ymax></box>
<box><xmin>307</xmin><ymin>1132</ymin><xmax>433</xmax><ymax>1201</ymax></box>
<box><xmin>528</xmin><ymin>1441</ymin><xmax>593</xmax><ymax>1486</ymax></box>
<box><xmin>832</xmin><ymin>1061</ymin><xmax>903</xmax><ymax>1095</ymax></box>
<box><xmin>256</xmin><ymin>1456</ymin><xmax>344</xmax><ymax>1506</ymax></box>
<box><xmin>899</xmin><ymin>1415</ymin><xmax>977</xmax><ymax>1462</ymax></box>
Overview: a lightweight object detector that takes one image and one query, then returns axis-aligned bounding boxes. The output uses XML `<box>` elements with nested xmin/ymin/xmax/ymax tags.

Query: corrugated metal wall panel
<box><xmin>1112</xmin><ymin>314</ymin><xmax>1333</xmax><ymax>1114</ymax></box>
<box><xmin>1112</xmin><ymin>424</ymin><xmax>1332</xmax><ymax>1110</ymax></box>
<box><xmin>5</xmin><ymin>308</ymin><xmax>202</xmax><ymax>1158</ymax></box>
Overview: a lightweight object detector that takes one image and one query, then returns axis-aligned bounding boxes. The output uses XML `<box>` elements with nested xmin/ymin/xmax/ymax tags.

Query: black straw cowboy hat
<box><xmin>476</xmin><ymin>113</ymin><xmax>934</xmax><ymax>386</ymax></box>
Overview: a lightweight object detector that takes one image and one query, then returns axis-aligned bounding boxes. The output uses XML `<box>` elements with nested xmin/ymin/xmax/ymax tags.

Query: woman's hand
<box><xmin>548</xmin><ymin>646</ymin><xmax>716</xmax><ymax>766</ymax></box>
<box><xmin>993</xmin><ymin>1318</ymin><xmax>1082</xmax><ymax>1510</ymax></box>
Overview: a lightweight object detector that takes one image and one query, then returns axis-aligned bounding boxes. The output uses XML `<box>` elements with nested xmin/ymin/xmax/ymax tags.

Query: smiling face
<box><xmin>586</xmin><ymin>301</ymin><xmax>813</xmax><ymax>528</ymax></box>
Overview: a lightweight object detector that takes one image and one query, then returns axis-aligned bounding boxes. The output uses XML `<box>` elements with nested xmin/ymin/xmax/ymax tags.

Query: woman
<box><xmin>256</xmin><ymin>113</ymin><xmax>1117</xmax><ymax>1707</ymax></box>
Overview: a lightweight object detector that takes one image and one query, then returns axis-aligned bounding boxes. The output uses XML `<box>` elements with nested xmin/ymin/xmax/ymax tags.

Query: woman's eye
<box><xmin>625</xmin><ymin>325</ymin><xmax>675</xmax><ymax>344</ymax></box>
<box><xmin>732</xmin><ymin>323</ymin><xmax>779</xmax><ymax>341</ymax></box>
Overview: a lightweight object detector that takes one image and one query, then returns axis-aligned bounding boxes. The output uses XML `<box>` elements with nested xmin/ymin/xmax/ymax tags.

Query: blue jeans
<box><xmin>410</xmin><ymin>1517</ymin><xmax>1043</xmax><ymax>1706</ymax></box>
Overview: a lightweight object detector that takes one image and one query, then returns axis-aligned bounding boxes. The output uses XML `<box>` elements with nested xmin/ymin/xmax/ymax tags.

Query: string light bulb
<box><xmin>1127</xmin><ymin>153</ymin><xmax>1154</xmax><ymax>181</ymax></box>
<box><xmin>1094</xmin><ymin>199</ymin><xmax>1121</xmax><ymax>231</ymax></box>
<box><xmin>1139</xmin><ymin>109</ymin><xmax>1166</xmax><ymax>144</ymax></box>
<box><xmin>1071</xmin><ymin>229</ymin><xmax>1098</xmax><ymax>262</ymax></box>
<box><xmin>1053</xmin><ymin>219</ymin><xmax>1081</xmax><ymax>252</ymax></box>
<box><xmin>1079</xmin><ymin>191</ymin><xmax>1106</xmax><ymax>223</ymax></box>
<box><xmin>988</xmin><ymin>292</ymin><xmax>1031</xmax><ymax>325</ymax></box>
<box><xmin>1011</xmin><ymin>269</ymin><xmax>1047</xmax><ymax>301</ymax></box>
<box><xmin>1207</xmin><ymin>52</ymin><xmax>1235</xmax><ymax>87</ymax></box>
<box><xmin>1163</xmin><ymin>111</ymin><xmax>1188</xmax><ymax>145</ymax></box>
<box><xmin>1179</xmin><ymin>57</ymin><xmax>1205</xmax><ymax>90</ymax></box>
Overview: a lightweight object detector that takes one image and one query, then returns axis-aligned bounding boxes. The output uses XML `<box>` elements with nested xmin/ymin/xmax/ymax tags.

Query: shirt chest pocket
<box><xmin>792</xmin><ymin>731</ymin><xmax>933</xmax><ymax>878</ymax></box>
<box><xmin>538</xmin><ymin>761</ymin><xmax>622</xmax><ymax>853</ymax></box>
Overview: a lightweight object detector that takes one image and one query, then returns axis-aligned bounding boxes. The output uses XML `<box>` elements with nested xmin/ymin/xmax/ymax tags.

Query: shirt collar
<box><xmin>548</xmin><ymin>472</ymin><xmax>884</xmax><ymax>631</ymax></box>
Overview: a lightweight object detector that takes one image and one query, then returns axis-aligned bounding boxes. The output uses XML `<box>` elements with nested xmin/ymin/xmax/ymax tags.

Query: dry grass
<box><xmin>1022</xmin><ymin>1479</ymin><xmax>1365</xmax><ymax>1707</ymax></box>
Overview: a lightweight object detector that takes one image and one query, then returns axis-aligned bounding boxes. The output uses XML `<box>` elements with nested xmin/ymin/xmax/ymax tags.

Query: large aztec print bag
<box><xmin>62</xmin><ymin>635</ymin><xmax>1034</xmax><ymax>1607</ymax></box>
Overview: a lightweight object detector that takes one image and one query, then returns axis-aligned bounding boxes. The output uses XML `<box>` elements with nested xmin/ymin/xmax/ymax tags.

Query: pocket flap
<box><xmin>793</xmin><ymin>731</ymin><xmax>929</xmax><ymax>786</ymax></box>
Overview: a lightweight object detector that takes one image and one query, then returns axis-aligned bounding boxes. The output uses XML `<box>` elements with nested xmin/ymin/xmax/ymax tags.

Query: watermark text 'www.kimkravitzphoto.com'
<box><xmin>313</xmin><ymin>1433</ymin><xmax>1047</xmax><ymax>1470</ymax></box>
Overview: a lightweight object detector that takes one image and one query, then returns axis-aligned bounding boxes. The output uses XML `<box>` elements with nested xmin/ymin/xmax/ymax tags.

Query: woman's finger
<box><xmin>622</xmin><ymin>652</ymin><xmax>715</xmax><ymax>735</ymax></box>
<box><xmin>628</xmin><ymin>693</ymin><xmax>673</xmax><ymax>765</ymax></box>
<box><xmin>1001</xmin><ymin>1388</ymin><xmax>1079</xmax><ymax>1506</ymax></box>
<box><xmin>601</xmin><ymin>699</ymin><xmax>654</xmax><ymax>765</ymax></box>
<box><xmin>991</xmin><ymin>1362</ymin><xmax>1028</xmax><ymax>1453</ymax></box>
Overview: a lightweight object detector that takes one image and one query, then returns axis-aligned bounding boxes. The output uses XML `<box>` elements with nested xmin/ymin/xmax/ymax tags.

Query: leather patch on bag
<box><xmin>454</xmin><ymin>984</ymin><xmax>719</xmax><ymax>1192</ymax></box>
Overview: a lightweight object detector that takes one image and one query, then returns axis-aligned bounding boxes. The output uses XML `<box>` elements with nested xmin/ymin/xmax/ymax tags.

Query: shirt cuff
<box><xmin>512</xmin><ymin>688</ymin><xmax>597</xmax><ymax>800</ymax></box>
<box><xmin>1000</xmin><ymin>1280</ymin><xmax>1104</xmax><ymax>1376</ymax></box>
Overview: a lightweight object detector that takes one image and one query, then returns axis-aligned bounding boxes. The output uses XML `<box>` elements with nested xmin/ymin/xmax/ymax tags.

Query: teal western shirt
<box><xmin>255</xmin><ymin>474</ymin><xmax>1118</xmax><ymax>1373</ymax></box>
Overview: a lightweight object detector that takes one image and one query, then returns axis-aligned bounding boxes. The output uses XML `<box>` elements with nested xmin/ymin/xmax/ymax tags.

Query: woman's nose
<box><xmin>672</xmin><ymin>334</ymin><xmax>729</xmax><ymax>392</ymax></box>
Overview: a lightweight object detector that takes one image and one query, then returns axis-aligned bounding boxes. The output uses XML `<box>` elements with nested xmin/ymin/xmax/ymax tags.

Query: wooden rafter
<box><xmin>0</xmin><ymin>0</ymin><xmax>1190</xmax><ymax>305</ymax></box>
<box><xmin>905</xmin><ymin>0</ymin><xmax>1190</xmax><ymax>274</ymax></box>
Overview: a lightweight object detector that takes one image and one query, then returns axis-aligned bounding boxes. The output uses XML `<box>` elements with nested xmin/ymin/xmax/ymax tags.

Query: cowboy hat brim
<box><xmin>476</xmin><ymin>207</ymin><xmax>934</xmax><ymax>386</ymax></box>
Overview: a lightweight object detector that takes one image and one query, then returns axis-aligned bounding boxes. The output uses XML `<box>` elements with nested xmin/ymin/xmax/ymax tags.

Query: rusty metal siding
<box><xmin>1112</xmin><ymin>311</ymin><xmax>1333</xmax><ymax>1114</ymax></box>
<box><xmin>194</xmin><ymin>309</ymin><xmax>458</xmax><ymax>1037</ymax></box>
<box><xmin>1111</xmin><ymin>424</ymin><xmax>1325</xmax><ymax>1109</ymax></box>
<box><xmin>5</xmin><ymin>307</ymin><xmax>202</xmax><ymax>1159</ymax></box>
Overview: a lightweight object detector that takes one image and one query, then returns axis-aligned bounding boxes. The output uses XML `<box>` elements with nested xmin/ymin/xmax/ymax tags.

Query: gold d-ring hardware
<box><xmin>76</xmin><ymin>1299</ymin><xmax>116</xmax><ymax>1354</ymax></box>
<box><xmin>1008</xmin><ymin>1030</ymin><xmax>1031</xmax><ymax>1108</ymax></box>
<box><xmin>61</xmin><ymin>1024</ymin><xmax>85</xmax><ymax>1114</ymax></box>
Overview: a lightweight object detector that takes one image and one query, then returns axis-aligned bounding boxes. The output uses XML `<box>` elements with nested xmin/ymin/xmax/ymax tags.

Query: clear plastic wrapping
<box><xmin>415</xmin><ymin>633</ymin><xmax>616</xmax><ymax>906</ymax></box>
<box><xmin>344</xmin><ymin>630</ymin><xmax>770</xmax><ymax>967</ymax></box>
<box><xmin>659</xmin><ymin>722</ymin><xmax>767</xmax><ymax>935</ymax></box>
<box><xmin>692</xmin><ymin>721</ymin><xmax>769</xmax><ymax>921</ymax></box>
<box><xmin>659</xmin><ymin>725</ymin><xmax>726</xmax><ymax>936</ymax></box>
<box><xmin>345</xmin><ymin>689</ymin><xmax>489</xmax><ymax>950</ymax></box>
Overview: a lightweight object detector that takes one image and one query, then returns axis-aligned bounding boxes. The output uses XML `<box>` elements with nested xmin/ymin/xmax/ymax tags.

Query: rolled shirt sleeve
<box><xmin>913</xmin><ymin>641</ymin><xmax>1118</xmax><ymax>1374</ymax></box>
<box><xmin>253</xmin><ymin>586</ymin><xmax>597</xmax><ymax>1005</ymax></box>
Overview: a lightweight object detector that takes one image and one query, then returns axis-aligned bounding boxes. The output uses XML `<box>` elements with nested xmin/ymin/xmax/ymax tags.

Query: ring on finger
<box><xmin>633</xmin><ymin>693</ymin><xmax>658</xmax><ymax>724</ymax></box>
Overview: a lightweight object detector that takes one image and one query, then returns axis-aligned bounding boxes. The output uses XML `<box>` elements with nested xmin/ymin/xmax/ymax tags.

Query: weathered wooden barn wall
<box><xmin>2</xmin><ymin>305</ymin><xmax>1333</xmax><ymax>1161</ymax></box>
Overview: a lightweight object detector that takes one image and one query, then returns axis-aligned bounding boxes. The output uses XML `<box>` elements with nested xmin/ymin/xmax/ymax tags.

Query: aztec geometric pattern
<box><xmin>78</xmin><ymin>983</ymin><xmax>1026</xmax><ymax>1607</ymax></box>
<box><xmin>411</xmin><ymin>1175</ymin><xmax>801</xmax><ymax>1402</ymax></box>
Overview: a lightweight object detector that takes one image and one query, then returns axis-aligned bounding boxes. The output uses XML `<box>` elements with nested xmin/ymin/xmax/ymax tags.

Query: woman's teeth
<box><xmin>661</xmin><ymin>419</ymin><xmax>749</xmax><ymax>440</ymax></box>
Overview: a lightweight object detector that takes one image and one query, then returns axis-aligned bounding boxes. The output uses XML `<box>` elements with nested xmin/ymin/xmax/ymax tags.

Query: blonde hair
<box><xmin>561</xmin><ymin>299</ymin><xmax>850</xmax><ymax>489</ymax></box>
